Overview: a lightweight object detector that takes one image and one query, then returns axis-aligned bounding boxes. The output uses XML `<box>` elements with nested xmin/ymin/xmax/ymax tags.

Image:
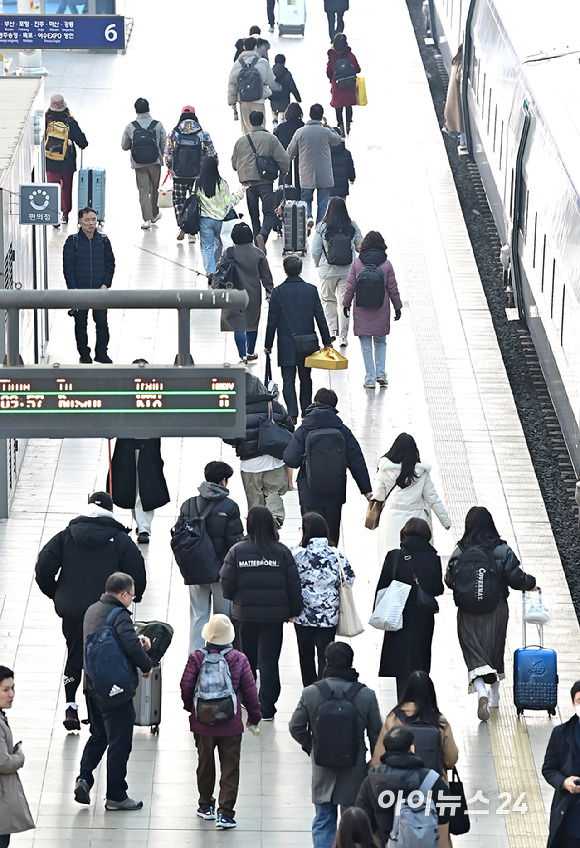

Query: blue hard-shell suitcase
<box><xmin>513</xmin><ymin>591</ymin><xmax>557</xmax><ymax>716</ymax></box>
<box><xmin>78</xmin><ymin>167</ymin><xmax>106</xmax><ymax>222</ymax></box>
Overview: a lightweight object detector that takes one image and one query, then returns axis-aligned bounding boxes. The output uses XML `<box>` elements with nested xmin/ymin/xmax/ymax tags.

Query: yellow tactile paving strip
<box><xmin>488</xmin><ymin>695</ymin><xmax>549</xmax><ymax>847</ymax></box>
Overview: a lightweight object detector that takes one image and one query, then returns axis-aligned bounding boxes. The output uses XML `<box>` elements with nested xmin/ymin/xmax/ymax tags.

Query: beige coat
<box><xmin>0</xmin><ymin>713</ymin><xmax>35</xmax><ymax>835</ymax></box>
<box><xmin>444</xmin><ymin>59</ymin><xmax>464</xmax><ymax>134</ymax></box>
<box><xmin>231</xmin><ymin>126</ymin><xmax>290</xmax><ymax>185</ymax></box>
<box><xmin>370</xmin><ymin>702</ymin><xmax>458</xmax><ymax>848</ymax></box>
<box><xmin>227</xmin><ymin>50</ymin><xmax>275</xmax><ymax>105</ymax></box>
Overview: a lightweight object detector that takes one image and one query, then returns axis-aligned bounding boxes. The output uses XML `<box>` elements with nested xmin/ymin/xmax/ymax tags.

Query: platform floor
<box><xmin>0</xmin><ymin>0</ymin><xmax>577</xmax><ymax>846</ymax></box>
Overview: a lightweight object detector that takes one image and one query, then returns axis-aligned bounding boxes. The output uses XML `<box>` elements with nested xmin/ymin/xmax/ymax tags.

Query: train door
<box><xmin>509</xmin><ymin>103</ymin><xmax>531</xmax><ymax>322</ymax></box>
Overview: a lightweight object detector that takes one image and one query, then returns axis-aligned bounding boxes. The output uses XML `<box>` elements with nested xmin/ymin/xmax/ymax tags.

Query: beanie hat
<box><xmin>181</xmin><ymin>105</ymin><xmax>195</xmax><ymax>115</ymax></box>
<box><xmin>88</xmin><ymin>491</ymin><xmax>113</xmax><ymax>511</ymax></box>
<box><xmin>49</xmin><ymin>94</ymin><xmax>67</xmax><ymax>112</ymax></box>
<box><xmin>201</xmin><ymin>614</ymin><xmax>235</xmax><ymax>646</ymax></box>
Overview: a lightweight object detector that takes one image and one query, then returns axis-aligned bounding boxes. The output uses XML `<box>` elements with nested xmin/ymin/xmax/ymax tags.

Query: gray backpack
<box><xmin>194</xmin><ymin>648</ymin><xmax>237</xmax><ymax>725</ymax></box>
<box><xmin>387</xmin><ymin>769</ymin><xmax>440</xmax><ymax>848</ymax></box>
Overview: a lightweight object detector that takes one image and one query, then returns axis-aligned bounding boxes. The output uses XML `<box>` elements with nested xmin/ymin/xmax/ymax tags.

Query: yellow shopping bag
<box><xmin>304</xmin><ymin>347</ymin><xmax>348</xmax><ymax>370</ymax></box>
<box><xmin>356</xmin><ymin>77</ymin><xmax>368</xmax><ymax>107</ymax></box>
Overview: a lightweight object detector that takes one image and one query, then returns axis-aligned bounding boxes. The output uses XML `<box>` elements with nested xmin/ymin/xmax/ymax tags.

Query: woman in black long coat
<box><xmin>375</xmin><ymin>517</ymin><xmax>444</xmax><ymax>699</ymax></box>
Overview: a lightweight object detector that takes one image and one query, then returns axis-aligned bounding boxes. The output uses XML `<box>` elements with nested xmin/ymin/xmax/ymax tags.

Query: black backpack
<box><xmin>305</xmin><ymin>428</ymin><xmax>347</xmax><ymax>494</ymax></box>
<box><xmin>394</xmin><ymin>709</ymin><xmax>444</xmax><ymax>774</ymax></box>
<box><xmin>172</xmin><ymin>128</ymin><xmax>202</xmax><ymax>179</ymax></box>
<box><xmin>334</xmin><ymin>57</ymin><xmax>357</xmax><ymax>88</ymax></box>
<box><xmin>450</xmin><ymin>545</ymin><xmax>502</xmax><ymax>615</ymax></box>
<box><xmin>131</xmin><ymin>119</ymin><xmax>159</xmax><ymax>165</ymax></box>
<box><xmin>178</xmin><ymin>191</ymin><xmax>201</xmax><ymax>235</ymax></box>
<box><xmin>323</xmin><ymin>231</ymin><xmax>352</xmax><ymax>266</ymax></box>
<box><xmin>134</xmin><ymin>620</ymin><xmax>174</xmax><ymax>665</ymax></box>
<box><xmin>210</xmin><ymin>247</ymin><xmax>238</xmax><ymax>289</ymax></box>
<box><xmin>355</xmin><ymin>264</ymin><xmax>385</xmax><ymax>309</ymax></box>
<box><xmin>238</xmin><ymin>55</ymin><xmax>263</xmax><ymax>102</ymax></box>
<box><xmin>170</xmin><ymin>497</ymin><xmax>221</xmax><ymax>585</ymax></box>
<box><xmin>313</xmin><ymin>681</ymin><xmax>364</xmax><ymax>769</ymax></box>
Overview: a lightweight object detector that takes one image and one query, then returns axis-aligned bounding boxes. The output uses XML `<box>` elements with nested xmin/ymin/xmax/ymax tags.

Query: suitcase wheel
<box><xmin>548</xmin><ymin>708</ymin><xmax>556</xmax><ymax>717</ymax></box>
<box><xmin>516</xmin><ymin>707</ymin><xmax>523</xmax><ymax>716</ymax></box>
<box><xmin>151</xmin><ymin>725</ymin><xmax>159</xmax><ymax>735</ymax></box>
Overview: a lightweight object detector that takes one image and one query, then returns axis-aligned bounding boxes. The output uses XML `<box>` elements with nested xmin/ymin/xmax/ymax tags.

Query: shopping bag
<box><xmin>369</xmin><ymin>581</ymin><xmax>411</xmax><ymax>631</ymax></box>
<box><xmin>336</xmin><ymin>561</ymin><xmax>364</xmax><ymax>637</ymax></box>
<box><xmin>257</xmin><ymin>401</ymin><xmax>293</xmax><ymax>459</ymax></box>
<box><xmin>448</xmin><ymin>767</ymin><xmax>471</xmax><ymax>835</ymax></box>
<box><xmin>365</xmin><ymin>499</ymin><xmax>383</xmax><ymax>530</ymax></box>
<box><xmin>157</xmin><ymin>171</ymin><xmax>173</xmax><ymax>208</ymax></box>
<box><xmin>356</xmin><ymin>77</ymin><xmax>368</xmax><ymax>107</ymax></box>
<box><xmin>523</xmin><ymin>590</ymin><xmax>550</xmax><ymax>625</ymax></box>
<box><xmin>304</xmin><ymin>347</ymin><xmax>348</xmax><ymax>371</ymax></box>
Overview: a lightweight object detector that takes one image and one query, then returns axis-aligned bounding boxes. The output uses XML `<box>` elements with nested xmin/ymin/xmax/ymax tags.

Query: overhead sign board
<box><xmin>19</xmin><ymin>183</ymin><xmax>60</xmax><ymax>226</ymax></box>
<box><xmin>0</xmin><ymin>366</ymin><xmax>245</xmax><ymax>439</ymax></box>
<box><xmin>0</xmin><ymin>15</ymin><xmax>125</xmax><ymax>49</ymax></box>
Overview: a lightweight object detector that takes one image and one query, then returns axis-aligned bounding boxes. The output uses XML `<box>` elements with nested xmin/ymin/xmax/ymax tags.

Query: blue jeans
<box><xmin>199</xmin><ymin>217</ymin><xmax>223</xmax><ymax>275</ymax></box>
<box><xmin>78</xmin><ymin>696</ymin><xmax>136</xmax><ymax>802</ymax></box>
<box><xmin>313</xmin><ymin>803</ymin><xmax>345</xmax><ymax>848</ymax></box>
<box><xmin>359</xmin><ymin>335</ymin><xmax>386</xmax><ymax>384</ymax></box>
<box><xmin>300</xmin><ymin>187</ymin><xmax>331</xmax><ymax>223</ymax></box>
<box><xmin>234</xmin><ymin>330</ymin><xmax>257</xmax><ymax>358</ymax></box>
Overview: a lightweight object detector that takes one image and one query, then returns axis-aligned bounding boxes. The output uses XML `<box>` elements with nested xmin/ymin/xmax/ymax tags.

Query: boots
<box><xmin>338</xmin><ymin>122</ymin><xmax>345</xmax><ymax>138</ymax></box>
<box><xmin>346</xmin><ymin>120</ymin><xmax>351</xmax><ymax>134</ymax></box>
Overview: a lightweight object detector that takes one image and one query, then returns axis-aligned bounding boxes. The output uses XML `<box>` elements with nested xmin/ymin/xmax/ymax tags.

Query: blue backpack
<box><xmin>84</xmin><ymin>607</ymin><xmax>133</xmax><ymax>706</ymax></box>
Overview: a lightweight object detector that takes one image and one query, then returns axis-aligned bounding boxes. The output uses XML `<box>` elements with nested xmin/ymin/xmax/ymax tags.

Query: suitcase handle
<box><xmin>522</xmin><ymin>589</ymin><xmax>543</xmax><ymax>648</ymax></box>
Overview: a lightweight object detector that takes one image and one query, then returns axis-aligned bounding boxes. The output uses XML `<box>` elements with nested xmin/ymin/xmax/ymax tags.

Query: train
<box><xmin>427</xmin><ymin>0</ymin><xmax>580</xmax><ymax>476</ymax></box>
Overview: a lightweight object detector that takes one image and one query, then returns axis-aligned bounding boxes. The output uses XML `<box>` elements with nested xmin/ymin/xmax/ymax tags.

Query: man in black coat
<box><xmin>264</xmin><ymin>254</ymin><xmax>333</xmax><ymax>423</ymax></box>
<box><xmin>178</xmin><ymin>461</ymin><xmax>244</xmax><ymax>653</ymax></box>
<box><xmin>356</xmin><ymin>726</ymin><xmax>450</xmax><ymax>845</ymax></box>
<box><xmin>75</xmin><ymin>571</ymin><xmax>152</xmax><ymax>811</ymax></box>
<box><xmin>63</xmin><ymin>206</ymin><xmax>115</xmax><ymax>363</ymax></box>
<box><xmin>35</xmin><ymin>491</ymin><xmax>146</xmax><ymax>732</ymax></box>
<box><xmin>283</xmin><ymin>387</ymin><xmax>371</xmax><ymax>545</ymax></box>
<box><xmin>542</xmin><ymin>680</ymin><xmax>580</xmax><ymax>848</ymax></box>
<box><xmin>329</xmin><ymin>135</ymin><xmax>356</xmax><ymax>198</ymax></box>
<box><xmin>224</xmin><ymin>373</ymin><xmax>294</xmax><ymax>528</ymax></box>
<box><xmin>324</xmin><ymin>0</ymin><xmax>349</xmax><ymax>42</ymax></box>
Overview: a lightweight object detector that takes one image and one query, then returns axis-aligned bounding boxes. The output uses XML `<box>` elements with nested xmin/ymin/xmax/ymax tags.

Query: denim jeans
<box><xmin>313</xmin><ymin>802</ymin><xmax>345</xmax><ymax>848</ymax></box>
<box><xmin>359</xmin><ymin>335</ymin><xmax>386</xmax><ymax>384</ymax></box>
<box><xmin>234</xmin><ymin>330</ymin><xmax>257</xmax><ymax>358</ymax></box>
<box><xmin>199</xmin><ymin>217</ymin><xmax>223</xmax><ymax>275</ymax></box>
<box><xmin>300</xmin><ymin>187</ymin><xmax>331</xmax><ymax>223</ymax></box>
<box><xmin>189</xmin><ymin>582</ymin><xmax>232</xmax><ymax>653</ymax></box>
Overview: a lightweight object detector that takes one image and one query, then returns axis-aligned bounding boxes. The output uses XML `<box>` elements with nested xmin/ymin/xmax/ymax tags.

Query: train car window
<box><xmin>499</xmin><ymin>121</ymin><xmax>504</xmax><ymax>170</ymax></box>
<box><xmin>560</xmin><ymin>286</ymin><xmax>566</xmax><ymax>346</ymax></box>
<box><xmin>493</xmin><ymin>105</ymin><xmax>498</xmax><ymax>153</ymax></box>
<box><xmin>532</xmin><ymin>213</ymin><xmax>537</xmax><ymax>268</ymax></box>
<box><xmin>487</xmin><ymin>89</ymin><xmax>492</xmax><ymax>135</ymax></box>
<box><xmin>472</xmin><ymin>47</ymin><xmax>479</xmax><ymax>102</ymax></box>
<box><xmin>509</xmin><ymin>169</ymin><xmax>514</xmax><ymax>218</ymax></box>
<box><xmin>482</xmin><ymin>73</ymin><xmax>486</xmax><ymax>117</ymax></box>
<box><xmin>550</xmin><ymin>259</ymin><xmax>556</xmax><ymax>319</ymax></box>
<box><xmin>518</xmin><ymin>185</ymin><xmax>528</xmax><ymax>242</ymax></box>
<box><xmin>541</xmin><ymin>235</ymin><xmax>547</xmax><ymax>292</ymax></box>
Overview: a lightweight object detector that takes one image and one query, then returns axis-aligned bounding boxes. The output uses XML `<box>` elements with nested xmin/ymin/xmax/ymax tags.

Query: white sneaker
<box><xmin>188</xmin><ymin>233</ymin><xmax>196</xmax><ymax>242</ymax></box>
<box><xmin>363</xmin><ymin>381</ymin><xmax>376</xmax><ymax>389</ymax></box>
<box><xmin>151</xmin><ymin>212</ymin><xmax>162</xmax><ymax>223</ymax></box>
<box><xmin>477</xmin><ymin>695</ymin><xmax>490</xmax><ymax>721</ymax></box>
<box><xmin>141</xmin><ymin>220</ymin><xmax>152</xmax><ymax>230</ymax></box>
<box><xmin>377</xmin><ymin>377</ymin><xmax>389</xmax><ymax>387</ymax></box>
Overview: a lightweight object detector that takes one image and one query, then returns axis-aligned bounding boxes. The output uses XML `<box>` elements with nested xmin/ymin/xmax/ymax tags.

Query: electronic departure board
<box><xmin>0</xmin><ymin>366</ymin><xmax>245</xmax><ymax>439</ymax></box>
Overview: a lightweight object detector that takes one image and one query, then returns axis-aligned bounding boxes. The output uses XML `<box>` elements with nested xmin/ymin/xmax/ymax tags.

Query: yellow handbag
<box><xmin>304</xmin><ymin>347</ymin><xmax>348</xmax><ymax>370</ymax></box>
<box><xmin>356</xmin><ymin>77</ymin><xmax>368</xmax><ymax>107</ymax></box>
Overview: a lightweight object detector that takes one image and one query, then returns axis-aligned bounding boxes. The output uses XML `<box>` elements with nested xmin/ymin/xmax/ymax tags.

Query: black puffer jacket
<box><xmin>44</xmin><ymin>110</ymin><xmax>88</xmax><ymax>174</ymax></box>
<box><xmin>224</xmin><ymin>375</ymin><xmax>294</xmax><ymax>460</ymax></box>
<box><xmin>445</xmin><ymin>539</ymin><xmax>535</xmax><ymax>600</ymax></box>
<box><xmin>63</xmin><ymin>229</ymin><xmax>115</xmax><ymax>290</ymax></box>
<box><xmin>283</xmin><ymin>402</ymin><xmax>371</xmax><ymax>504</ymax></box>
<box><xmin>329</xmin><ymin>141</ymin><xmax>355</xmax><ymax>197</ymax></box>
<box><xmin>35</xmin><ymin>509</ymin><xmax>147</xmax><ymax>619</ymax></box>
<box><xmin>220</xmin><ymin>539</ymin><xmax>303</xmax><ymax>622</ymax></box>
<box><xmin>270</xmin><ymin>63</ymin><xmax>301</xmax><ymax>114</ymax></box>
<box><xmin>83</xmin><ymin>593</ymin><xmax>152</xmax><ymax>702</ymax></box>
<box><xmin>179</xmin><ymin>481</ymin><xmax>244</xmax><ymax>569</ymax></box>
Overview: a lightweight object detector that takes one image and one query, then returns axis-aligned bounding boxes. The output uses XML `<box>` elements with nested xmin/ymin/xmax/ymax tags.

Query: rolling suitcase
<box><xmin>274</xmin><ymin>184</ymin><xmax>301</xmax><ymax>235</ymax></box>
<box><xmin>513</xmin><ymin>591</ymin><xmax>557</xmax><ymax>716</ymax></box>
<box><xmin>134</xmin><ymin>663</ymin><xmax>162</xmax><ymax>734</ymax></box>
<box><xmin>278</xmin><ymin>0</ymin><xmax>306</xmax><ymax>36</ymax></box>
<box><xmin>282</xmin><ymin>199</ymin><xmax>307</xmax><ymax>255</ymax></box>
<box><xmin>78</xmin><ymin>167</ymin><xmax>106</xmax><ymax>222</ymax></box>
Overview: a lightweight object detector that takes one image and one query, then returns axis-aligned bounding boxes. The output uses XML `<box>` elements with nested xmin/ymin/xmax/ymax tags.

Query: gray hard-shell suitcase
<box><xmin>134</xmin><ymin>663</ymin><xmax>162</xmax><ymax>734</ymax></box>
<box><xmin>282</xmin><ymin>199</ymin><xmax>307</xmax><ymax>255</ymax></box>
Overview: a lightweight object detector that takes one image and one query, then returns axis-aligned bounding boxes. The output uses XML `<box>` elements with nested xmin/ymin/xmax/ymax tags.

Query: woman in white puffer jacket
<box><xmin>372</xmin><ymin>433</ymin><xmax>451</xmax><ymax>567</ymax></box>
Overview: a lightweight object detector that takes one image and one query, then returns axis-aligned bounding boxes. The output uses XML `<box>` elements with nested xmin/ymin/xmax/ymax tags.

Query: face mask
<box><xmin>574</xmin><ymin>705</ymin><xmax>580</xmax><ymax>719</ymax></box>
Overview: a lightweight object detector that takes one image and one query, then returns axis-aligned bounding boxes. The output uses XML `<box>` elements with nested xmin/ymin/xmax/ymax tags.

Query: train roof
<box><xmin>490</xmin><ymin>0</ymin><xmax>580</xmax><ymax>61</ymax></box>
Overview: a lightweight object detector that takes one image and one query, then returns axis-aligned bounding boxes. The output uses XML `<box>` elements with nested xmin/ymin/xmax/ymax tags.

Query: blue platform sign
<box><xmin>0</xmin><ymin>15</ymin><xmax>125</xmax><ymax>49</ymax></box>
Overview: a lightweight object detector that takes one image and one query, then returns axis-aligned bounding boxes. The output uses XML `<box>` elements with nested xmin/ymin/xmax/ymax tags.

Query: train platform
<box><xmin>0</xmin><ymin>0</ymin><xmax>577</xmax><ymax>845</ymax></box>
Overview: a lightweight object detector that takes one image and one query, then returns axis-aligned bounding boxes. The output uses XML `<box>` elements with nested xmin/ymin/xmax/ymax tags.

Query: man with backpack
<box><xmin>180</xmin><ymin>614</ymin><xmax>262</xmax><ymax>830</ymax></box>
<box><xmin>121</xmin><ymin>97</ymin><xmax>167</xmax><ymax>230</ymax></box>
<box><xmin>173</xmin><ymin>462</ymin><xmax>244</xmax><ymax>653</ymax></box>
<box><xmin>283</xmin><ymin>387</ymin><xmax>372</xmax><ymax>546</ymax></box>
<box><xmin>356</xmin><ymin>726</ymin><xmax>451</xmax><ymax>847</ymax></box>
<box><xmin>227</xmin><ymin>36</ymin><xmax>276</xmax><ymax>135</ymax></box>
<box><xmin>74</xmin><ymin>572</ymin><xmax>152</xmax><ymax>811</ymax></box>
<box><xmin>289</xmin><ymin>641</ymin><xmax>382</xmax><ymax>848</ymax></box>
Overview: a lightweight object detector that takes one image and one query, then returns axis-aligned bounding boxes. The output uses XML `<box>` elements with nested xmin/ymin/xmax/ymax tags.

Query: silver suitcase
<box><xmin>134</xmin><ymin>663</ymin><xmax>162</xmax><ymax>734</ymax></box>
<box><xmin>282</xmin><ymin>200</ymin><xmax>307</xmax><ymax>255</ymax></box>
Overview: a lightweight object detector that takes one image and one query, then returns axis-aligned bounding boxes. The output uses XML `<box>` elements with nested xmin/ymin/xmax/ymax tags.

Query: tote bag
<box><xmin>369</xmin><ymin>554</ymin><xmax>411</xmax><ymax>631</ymax></box>
<box><xmin>158</xmin><ymin>171</ymin><xmax>173</xmax><ymax>208</ymax></box>
<box><xmin>336</xmin><ymin>560</ymin><xmax>364</xmax><ymax>637</ymax></box>
<box><xmin>448</xmin><ymin>767</ymin><xmax>471</xmax><ymax>835</ymax></box>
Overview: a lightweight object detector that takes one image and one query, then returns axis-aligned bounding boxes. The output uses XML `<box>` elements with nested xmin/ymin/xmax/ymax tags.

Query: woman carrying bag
<box><xmin>196</xmin><ymin>156</ymin><xmax>244</xmax><ymax>275</ymax></box>
<box><xmin>45</xmin><ymin>93</ymin><xmax>88</xmax><ymax>225</ymax></box>
<box><xmin>373</xmin><ymin>518</ymin><xmax>444</xmax><ymax>698</ymax></box>
<box><xmin>290</xmin><ymin>512</ymin><xmax>355</xmax><ymax>686</ymax></box>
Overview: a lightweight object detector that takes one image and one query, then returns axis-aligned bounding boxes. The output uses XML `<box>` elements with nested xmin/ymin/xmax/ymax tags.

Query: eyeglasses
<box><xmin>123</xmin><ymin>590</ymin><xmax>136</xmax><ymax>601</ymax></box>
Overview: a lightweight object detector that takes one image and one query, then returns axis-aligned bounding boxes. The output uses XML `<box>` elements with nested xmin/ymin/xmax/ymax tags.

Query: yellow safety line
<box><xmin>488</xmin><ymin>690</ymin><xmax>549</xmax><ymax>847</ymax></box>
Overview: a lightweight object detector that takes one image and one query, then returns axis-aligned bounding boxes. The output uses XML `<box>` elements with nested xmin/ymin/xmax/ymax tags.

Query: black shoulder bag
<box><xmin>246</xmin><ymin>133</ymin><xmax>280</xmax><ymax>182</ymax></box>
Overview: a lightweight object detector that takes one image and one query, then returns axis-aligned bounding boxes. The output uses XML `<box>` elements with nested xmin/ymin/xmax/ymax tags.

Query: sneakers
<box><xmin>137</xmin><ymin>531</ymin><xmax>150</xmax><ymax>544</ymax></box>
<box><xmin>261</xmin><ymin>715</ymin><xmax>275</xmax><ymax>722</ymax></box>
<box><xmin>141</xmin><ymin>220</ymin><xmax>152</xmax><ymax>230</ymax></box>
<box><xmin>477</xmin><ymin>695</ymin><xmax>490</xmax><ymax>721</ymax></box>
<box><xmin>216</xmin><ymin>813</ymin><xmax>237</xmax><ymax>829</ymax></box>
<box><xmin>197</xmin><ymin>805</ymin><xmax>216</xmax><ymax>820</ymax></box>
<box><xmin>255</xmin><ymin>233</ymin><xmax>267</xmax><ymax>255</ymax></box>
<box><xmin>489</xmin><ymin>696</ymin><xmax>500</xmax><ymax>708</ymax></box>
<box><xmin>239</xmin><ymin>356</ymin><xmax>247</xmax><ymax>364</ymax></box>
<box><xmin>306</xmin><ymin>219</ymin><xmax>314</xmax><ymax>237</ymax></box>
<box><xmin>79</xmin><ymin>354</ymin><xmax>92</xmax><ymax>364</ymax></box>
<box><xmin>64</xmin><ymin>706</ymin><xmax>80</xmax><ymax>731</ymax></box>
<box><xmin>74</xmin><ymin>778</ymin><xmax>91</xmax><ymax>805</ymax></box>
<box><xmin>95</xmin><ymin>354</ymin><xmax>113</xmax><ymax>364</ymax></box>
<box><xmin>151</xmin><ymin>211</ymin><xmax>162</xmax><ymax>223</ymax></box>
<box><xmin>105</xmin><ymin>797</ymin><xmax>143</xmax><ymax>811</ymax></box>
<box><xmin>188</xmin><ymin>233</ymin><xmax>196</xmax><ymax>242</ymax></box>
<box><xmin>177</xmin><ymin>228</ymin><xmax>185</xmax><ymax>241</ymax></box>
<box><xmin>340</xmin><ymin>338</ymin><xmax>348</xmax><ymax>347</ymax></box>
<box><xmin>377</xmin><ymin>377</ymin><xmax>389</xmax><ymax>387</ymax></box>
<box><xmin>363</xmin><ymin>381</ymin><xmax>376</xmax><ymax>389</ymax></box>
<box><xmin>246</xmin><ymin>353</ymin><xmax>259</xmax><ymax>362</ymax></box>
<box><xmin>62</xmin><ymin>213</ymin><xmax>69</xmax><ymax>224</ymax></box>
<box><xmin>268</xmin><ymin>24</ymin><xmax>275</xmax><ymax>32</ymax></box>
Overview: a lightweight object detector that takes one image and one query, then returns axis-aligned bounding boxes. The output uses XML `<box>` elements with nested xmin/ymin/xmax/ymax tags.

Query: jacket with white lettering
<box><xmin>219</xmin><ymin>539</ymin><xmax>303</xmax><ymax>622</ymax></box>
